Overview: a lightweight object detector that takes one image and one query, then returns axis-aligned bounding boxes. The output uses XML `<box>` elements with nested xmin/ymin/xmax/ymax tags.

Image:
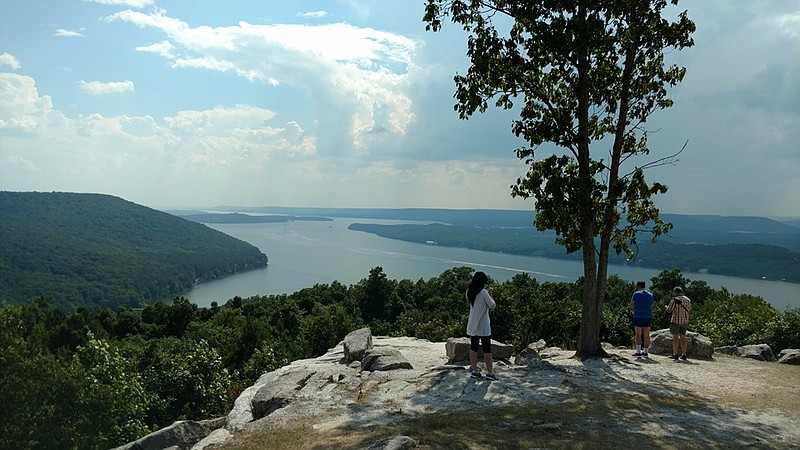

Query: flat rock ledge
<box><xmin>119</xmin><ymin>330</ymin><xmax>800</xmax><ymax>449</ymax></box>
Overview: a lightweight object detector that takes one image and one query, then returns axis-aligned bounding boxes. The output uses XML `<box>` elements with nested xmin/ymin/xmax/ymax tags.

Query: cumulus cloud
<box><xmin>104</xmin><ymin>8</ymin><xmax>418</xmax><ymax>152</ymax></box>
<box><xmin>0</xmin><ymin>73</ymin><xmax>58</xmax><ymax>132</ymax></box>
<box><xmin>55</xmin><ymin>29</ymin><xmax>84</xmax><ymax>38</ymax></box>
<box><xmin>0</xmin><ymin>53</ymin><xmax>21</xmax><ymax>70</ymax></box>
<box><xmin>0</xmin><ymin>72</ymin><xmax>317</xmax><ymax>180</ymax></box>
<box><xmin>78</xmin><ymin>80</ymin><xmax>135</xmax><ymax>94</ymax></box>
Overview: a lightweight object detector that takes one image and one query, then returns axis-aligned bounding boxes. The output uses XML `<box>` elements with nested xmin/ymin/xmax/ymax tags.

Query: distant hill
<box><xmin>210</xmin><ymin>206</ymin><xmax>800</xmax><ymax>249</ymax></box>
<box><xmin>193</xmin><ymin>205</ymin><xmax>800</xmax><ymax>281</ymax></box>
<box><xmin>170</xmin><ymin>212</ymin><xmax>332</xmax><ymax>224</ymax></box>
<box><xmin>0</xmin><ymin>192</ymin><xmax>268</xmax><ymax>310</ymax></box>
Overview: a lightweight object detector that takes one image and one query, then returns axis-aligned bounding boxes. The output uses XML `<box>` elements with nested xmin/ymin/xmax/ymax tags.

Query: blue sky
<box><xmin>0</xmin><ymin>0</ymin><xmax>798</xmax><ymax>218</ymax></box>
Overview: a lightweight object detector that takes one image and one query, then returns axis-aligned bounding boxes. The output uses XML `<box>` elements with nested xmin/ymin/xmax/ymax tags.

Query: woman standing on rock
<box><xmin>466</xmin><ymin>271</ymin><xmax>497</xmax><ymax>380</ymax></box>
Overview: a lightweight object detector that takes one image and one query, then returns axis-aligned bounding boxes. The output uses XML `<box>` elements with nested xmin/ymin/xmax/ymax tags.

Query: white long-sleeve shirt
<box><xmin>466</xmin><ymin>288</ymin><xmax>496</xmax><ymax>336</ymax></box>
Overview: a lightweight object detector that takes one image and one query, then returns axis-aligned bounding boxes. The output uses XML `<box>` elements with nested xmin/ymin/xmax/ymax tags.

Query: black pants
<box><xmin>469</xmin><ymin>335</ymin><xmax>491</xmax><ymax>353</ymax></box>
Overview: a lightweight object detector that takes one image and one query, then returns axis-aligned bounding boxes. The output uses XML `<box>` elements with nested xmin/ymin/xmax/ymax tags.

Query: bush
<box><xmin>765</xmin><ymin>308</ymin><xmax>800</xmax><ymax>353</ymax></box>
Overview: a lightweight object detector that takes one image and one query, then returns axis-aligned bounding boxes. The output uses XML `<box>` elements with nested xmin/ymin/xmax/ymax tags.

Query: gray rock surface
<box><xmin>648</xmin><ymin>328</ymin><xmax>714</xmax><ymax>358</ymax></box>
<box><xmin>778</xmin><ymin>349</ymin><xmax>800</xmax><ymax>365</ymax></box>
<box><xmin>445</xmin><ymin>337</ymin><xmax>514</xmax><ymax>362</ymax></box>
<box><xmin>736</xmin><ymin>344</ymin><xmax>776</xmax><ymax>361</ymax></box>
<box><xmin>363</xmin><ymin>435</ymin><xmax>417</xmax><ymax>450</ymax></box>
<box><xmin>362</xmin><ymin>346</ymin><xmax>413</xmax><ymax>371</ymax></box>
<box><xmin>513</xmin><ymin>342</ymin><xmax>543</xmax><ymax>366</ymax></box>
<box><xmin>717</xmin><ymin>344</ymin><xmax>777</xmax><ymax>361</ymax></box>
<box><xmin>112</xmin><ymin>418</ymin><xmax>224</xmax><ymax>450</ymax></box>
<box><xmin>344</xmin><ymin>327</ymin><xmax>374</xmax><ymax>363</ymax></box>
<box><xmin>123</xmin><ymin>333</ymin><xmax>800</xmax><ymax>450</ymax></box>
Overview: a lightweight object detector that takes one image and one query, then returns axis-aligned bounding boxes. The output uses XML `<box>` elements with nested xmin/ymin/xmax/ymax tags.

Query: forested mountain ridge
<box><xmin>0</xmin><ymin>191</ymin><xmax>268</xmax><ymax>310</ymax></box>
<box><xmin>194</xmin><ymin>205</ymin><xmax>800</xmax><ymax>282</ymax></box>
<box><xmin>208</xmin><ymin>205</ymin><xmax>800</xmax><ymax>248</ymax></box>
<box><xmin>348</xmin><ymin>222</ymin><xmax>800</xmax><ymax>283</ymax></box>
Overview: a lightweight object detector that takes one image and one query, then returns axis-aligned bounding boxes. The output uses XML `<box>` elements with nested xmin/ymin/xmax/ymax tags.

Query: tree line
<box><xmin>349</xmin><ymin>223</ymin><xmax>800</xmax><ymax>283</ymax></box>
<box><xmin>2</xmin><ymin>266</ymin><xmax>798</xmax><ymax>449</ymax></box>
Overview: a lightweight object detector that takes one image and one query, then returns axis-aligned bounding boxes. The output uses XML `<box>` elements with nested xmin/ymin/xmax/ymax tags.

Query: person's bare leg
<box><xmin>681</xmin><ymin>335</ymin><xmax>688</xmax><ymax>355</ymax></box>
<box><xmin>634</xmin><ymin>326</ymin><xmax>643</xmax><ymax>351</ymax></box>
<box><xmin>483</xmin><ymin>352</ymin><xmax>493</xmax><ymax>374</ymax></box>
<box><xmin>672</xmin><ymin>335</ymin><xmax>679</xmax><ymax>356</ymax></box>
<box><xmin>643</xmin><ymin>327</ymin><xmax>651</xmax><ymax>350</ymax></box>
<box><xmin>469</xmin><ymin>350</ymin><xmax>479</xmax><ymax>372</ymax></box>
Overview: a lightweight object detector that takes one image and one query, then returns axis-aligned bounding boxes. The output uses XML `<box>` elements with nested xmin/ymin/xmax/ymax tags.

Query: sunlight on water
<box><xmin>182</xmin><ymin>219</ymin><xmax>800</xmax><ymax>310</ymax></box>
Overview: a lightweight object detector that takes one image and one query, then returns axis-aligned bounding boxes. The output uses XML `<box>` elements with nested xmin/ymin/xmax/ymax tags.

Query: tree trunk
<box><xmin>573</xmin><ymin>2</ymin><xmax>608</xmax><ymax>361</ymax></box>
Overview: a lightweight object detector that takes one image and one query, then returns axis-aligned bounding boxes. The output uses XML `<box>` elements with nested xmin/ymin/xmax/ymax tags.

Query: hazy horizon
<box><xmin>1</xmin><ymin>1</ymin><xmax>798</xmax><ymax>218</ymax></box>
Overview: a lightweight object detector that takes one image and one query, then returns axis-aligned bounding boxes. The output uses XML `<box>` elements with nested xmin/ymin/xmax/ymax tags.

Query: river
<box><xmin>181</xmin><ymin>218</ymin><xmax>800</xmax><ymax>310</ymax></box>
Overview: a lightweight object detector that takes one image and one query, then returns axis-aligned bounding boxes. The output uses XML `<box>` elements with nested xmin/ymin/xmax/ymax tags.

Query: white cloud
<box><xmin>0</xmin><ymin>73</ymin><xmax>59</xmax><ymax>132</ymax></box>
<box><xmin>78</xmin><ymin>80</ymin><xmax>135</xmax><ymax>94</ymax></box>
<box><xmin>298</xmin><ymin>11</ymin><xmax>328</xmax><ymax>19</ymax></box>
<box><xmin>55</xmin><ymin>29</ymin><xmax>84</xmax><ymax>38</ymax></box>
<box><xmin>135</xmin><ymin>41</ymin><xmax>175</xmax><ymax>59</ymax></box>
<box><xmin>83</xmin><ymin>0</ymin><xmax>154</xmax><ymax>8</ymax></box>
<box><xmin>105</xmin><ymin>9</ymin><xmax>418</xmax><ymax>153</ymax></box>
<box><xmin>0</xmin><ymin>53</ymin><xmax>21</xmax><ymax>70</ymax></box>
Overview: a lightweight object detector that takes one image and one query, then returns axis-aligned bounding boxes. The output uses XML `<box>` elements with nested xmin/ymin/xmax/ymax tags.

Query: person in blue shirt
<box><xmin>629</xmin><ymin>280</ymin><xmax>655</xmax><ymax>358</ymax></box>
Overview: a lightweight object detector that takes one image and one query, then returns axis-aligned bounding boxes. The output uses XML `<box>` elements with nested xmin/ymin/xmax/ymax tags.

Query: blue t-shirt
<box><xmin>632</xmin><ymin>289</ymin><xmax>654</xmax><ymax>319</ymax></box>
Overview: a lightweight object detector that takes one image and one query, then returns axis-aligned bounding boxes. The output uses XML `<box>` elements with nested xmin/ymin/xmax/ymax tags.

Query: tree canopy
<box><xmin>424</xmin><ymin>0</ymin><xmax>695</xmax><ymax>359</ymax></box>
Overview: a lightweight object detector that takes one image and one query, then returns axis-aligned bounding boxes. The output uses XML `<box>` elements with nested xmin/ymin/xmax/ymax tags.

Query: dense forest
<box><xmin>348</xmin><ymin>223</ymin><xmax>800</xmax><ymax>283</ymax></box>
<box><xmin>0</xmin><ymin>192</ymin><xmax>268</xmax><ymax>310</ymax></box>
<box><xmin>2</xmin><ymin>266</ymin><xmax>798</xmax><ymax>449</ymax></box>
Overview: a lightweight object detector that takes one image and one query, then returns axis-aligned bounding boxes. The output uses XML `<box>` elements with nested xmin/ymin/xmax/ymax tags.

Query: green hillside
<box><xmin>0</xmin><ymin>191</ymin><xmax>268</xmax><ymax>310</ymax></box>
<box><xmin>348</xmin><ymin>222</ymin><xmax>800</xmax><ymax>283</ymax></box>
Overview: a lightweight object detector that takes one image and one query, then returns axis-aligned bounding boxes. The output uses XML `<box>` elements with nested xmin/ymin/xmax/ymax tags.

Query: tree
<box><xmin>424</xmin><ymin>0</ymin><xmax>695</xmax><ymax>359</ymax></box>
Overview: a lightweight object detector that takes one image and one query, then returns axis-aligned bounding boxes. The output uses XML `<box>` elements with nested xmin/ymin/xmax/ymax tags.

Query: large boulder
<box><xmin>648</xmin><ymin>329</ymin><xmax>714</xmax><ymax>358</ymax></box>
<box><xmin>778</xmin><ymin>349</ymin><xmax>800</xmax><ymax>365</ymax></box>
<box><xmin>445</xmin><ymin>337</ymin><xmax>514</xmax><ymax>363</ymax></box>
<box><xmin>362</xmin><ymin>347</ymin><xmax>413</xmax><ymax>371</ymax></box>
<box><xmin>513</xmin><ymin>342</ymin><xmax>543</xmax><ymax>366</ymax></box>
<box><xmin>111</xmin><ymin>418</ymin><xmax>224</xmax><ymax>450</ymax></box>
<box><xmin>737</xmin><ymin>344</ymin><xmax>776</xmax><ymax>362</ymax></box>
<box><xmin>344</xmin><ymin>327</ymin><xmax>373</xmax><ymax>363</ymax></box>
<box><xmin>716</xmin><ymin>344</ymin><xmax>777</xmax><ymax>361</ymax></box>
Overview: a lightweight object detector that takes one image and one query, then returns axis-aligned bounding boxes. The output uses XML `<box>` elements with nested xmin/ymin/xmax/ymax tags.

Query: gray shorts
<box><xmin>670</xmin><ymin>323</ymin><xmax>688</xmax><ymax>335</ymax></box>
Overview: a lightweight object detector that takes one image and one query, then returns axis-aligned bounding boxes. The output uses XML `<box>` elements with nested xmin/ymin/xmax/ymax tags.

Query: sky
<box><xmin>0</xmin><ymin>1</ymin><xmax>798</xmax><ymax>218</ymax></box>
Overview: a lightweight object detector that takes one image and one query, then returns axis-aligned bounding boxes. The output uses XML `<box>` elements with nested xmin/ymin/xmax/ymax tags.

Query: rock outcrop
<box><xmin>778</xmin><ymin>349</ymin><xmax>800</xmax><ymax>365</ymax></box>
<box><xmin>119</xmin><ymin>328</ymin><xmax>800</xmax><ymax>449</ymax></box>
<box><xmin>717</xmin><ymin>344</ymin><xmax>776</xmax><ymax>361</ymax></box>
<box><xmin>111</xmin><ymin>418</ymin><xmax>224</xmax><ymax>450</ymax></box>
<box><xmin>648</xmin><ymin>328</ymin><xmax>714</xmax><ymax>358</ymax></box>
<box><xmin>444</xmin><ymin>336</ymin><xmax>514</xmax><ymax>362</ymax></box>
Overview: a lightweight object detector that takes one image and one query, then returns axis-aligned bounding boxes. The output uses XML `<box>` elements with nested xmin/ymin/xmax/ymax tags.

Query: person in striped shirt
<box><xmin>666</xmin><ymin>286</ymin><xmax>692</xmax><ymax>360</ymax></box>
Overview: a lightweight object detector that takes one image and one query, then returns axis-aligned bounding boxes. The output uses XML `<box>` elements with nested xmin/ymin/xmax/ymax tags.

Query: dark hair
<box><xmin>636</xmin><ymin>281</ymin><xmax>646</xmax><ymax>288</ymax></box>
<box><xmin>467</xmin><ymin>271</ymin><xmax>488</xmax><ymax>306</ymax></box>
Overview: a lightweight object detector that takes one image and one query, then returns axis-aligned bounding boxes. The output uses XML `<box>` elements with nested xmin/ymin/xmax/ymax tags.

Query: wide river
<box><xmin>182</xmin><ymin>219</ymin><xmax>800</xmax><ymax>310</ymax></box>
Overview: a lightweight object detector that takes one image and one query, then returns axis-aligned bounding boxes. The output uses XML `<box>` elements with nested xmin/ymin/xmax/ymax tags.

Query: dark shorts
<box><xmin>670</xmin><ymin>323</ymin><xmax>688</xmax><ymax>335</ymax></box>
<box><xmin>469</xmin><ymin>335</ymin><xmax>492</xmax><ymax>353</ymax></box>
<box><xmin>632</xmin><ymin>317</ymin><xmax>652</xmax><ymax>328</ymax></box>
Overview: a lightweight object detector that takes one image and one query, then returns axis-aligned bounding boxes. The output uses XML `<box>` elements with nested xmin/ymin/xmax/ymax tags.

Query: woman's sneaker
<box><xmin>680</xmin><ymin>354</ymin><xmax>688</xmax><ymax>361</ymax></box>
<box><xmin>485</xmin><ymin>372</ymin><xmax>498</xmax><ymax>381</ymax></box>
<box><xmin>470</xmin><ymin>371</ymin><xmax>482</xmax><ymax>378</ymax></box>
<box><xmin>670</xmin><ymin>354</ymin><xmax>679</xmax><ymax>360</ymax></box>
